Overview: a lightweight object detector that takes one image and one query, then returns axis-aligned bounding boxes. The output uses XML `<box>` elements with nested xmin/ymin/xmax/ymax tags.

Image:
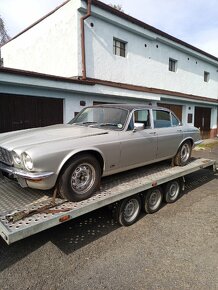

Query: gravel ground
<box><xmin>0</xmin><ymin>142</ymin><xmax>217</xmax><ymax>290</ymax></box>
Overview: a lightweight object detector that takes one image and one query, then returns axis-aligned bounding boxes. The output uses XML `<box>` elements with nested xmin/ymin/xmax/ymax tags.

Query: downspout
<box><xmin>80</xmin><ymin>0</ymin><xmax>92</xmax><ymax>80</ymax></box>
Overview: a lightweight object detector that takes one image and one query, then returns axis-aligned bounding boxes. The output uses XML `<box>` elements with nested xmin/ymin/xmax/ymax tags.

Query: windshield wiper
<box><xmin>82</xmin><ymin>122</ymin><xmax>97</xmax><ymax>125</ymax></box>
<box><xmin>99</xmin><ymin>123</ymin><xmax>118</xmax><ymax>127</ymax></box>
<box><xmin>73</xmin><ymin>122</ymin><xmax>98</xmax><ymax>126</ymax></box>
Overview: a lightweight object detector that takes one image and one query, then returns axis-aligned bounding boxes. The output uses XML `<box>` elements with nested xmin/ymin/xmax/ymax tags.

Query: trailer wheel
<box><xmin>58</xmin><ymin>154</ymin><xmax>101</xmax><ymax>202</ymax></box>
<box><xmin>164</xmin><ymin>179</ymin><xmax>181</xmax><ymax>203</ymax></box>
<box><xmin>143</xmin><ymin>187</ymin><xmax>163</xmax><ymax>214</ymax></box>
<box><xmin>117</xmin><ymin>196</ymin><xmax>141</xmax><ymax>226</ymax></box>
<box><xmin>174</xmin><ymin>141</ymin><xmax>192</xmax><ymax>166</ymax></box>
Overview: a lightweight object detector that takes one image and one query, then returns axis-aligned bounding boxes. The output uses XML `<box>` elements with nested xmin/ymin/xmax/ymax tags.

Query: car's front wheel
<box><xmin>58</xmin><ymin>154</ymin><xmax>101</xmax><ymax>202</ymax></box>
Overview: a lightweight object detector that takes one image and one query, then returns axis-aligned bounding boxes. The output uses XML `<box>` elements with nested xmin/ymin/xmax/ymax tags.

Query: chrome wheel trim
<box><xmin>181</xmin><ymin>143</ymin><xmax>190</xmax><ymax>163</ymax></box>
<box><xmin>71</xmin><ymin>163</ymin><xmax>96</xmax><ymax>194</ymax></box>
<box><xmin>123</xmin><ymin>199</ymin><xmax>140</xmax><ymax>223</ymax></box>
<box><xmin>148</xmin><ymin>190</ymin><xmax>162</xmax><ymax>211</ymax></box>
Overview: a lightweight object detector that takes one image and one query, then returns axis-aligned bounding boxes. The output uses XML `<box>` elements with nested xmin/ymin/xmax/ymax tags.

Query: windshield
<box><xmin>69</xmin><ymin>107</ymin><xmax>129</xmax><ymax>130</ymax></box>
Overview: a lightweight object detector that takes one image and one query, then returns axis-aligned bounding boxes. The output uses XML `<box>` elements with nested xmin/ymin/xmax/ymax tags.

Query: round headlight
<box><xmin>22</xmin><ymin>153</ymin><xmax>33</xmax><ymax>171</ymax></box>
<box><xmin>12</xmin><ymin>152</ymin><xmax>21</xmax><ymax>165</ymax></box>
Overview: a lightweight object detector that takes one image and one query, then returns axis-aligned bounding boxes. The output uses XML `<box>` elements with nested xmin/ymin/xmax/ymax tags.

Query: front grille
<box><xmin>0</xmin><ymin>147</ymin><xmax>13</xmax><ymax>166</ymax></box>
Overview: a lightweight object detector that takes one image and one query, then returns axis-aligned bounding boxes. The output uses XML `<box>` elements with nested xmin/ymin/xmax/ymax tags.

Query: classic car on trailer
<box><xmin>0</xmin><ymin>104</ymin><xmax>201</xmax><ymax>201</ymax></box>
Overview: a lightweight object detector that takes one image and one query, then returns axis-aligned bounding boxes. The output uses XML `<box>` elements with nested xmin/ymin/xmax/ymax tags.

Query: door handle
<box><xmin>149</xmin><ymin>132</ymin><xmax>156</xmax><ymax>135</ymax></box>
<box><xmin>177</xmin><ymin>129</ymin><xmax>182</xmax><ymax>132</ymax></box>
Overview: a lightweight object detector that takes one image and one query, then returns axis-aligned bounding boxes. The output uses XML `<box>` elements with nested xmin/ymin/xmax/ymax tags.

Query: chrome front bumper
<box><xmin>0</xmin><ymin>162</ymin><xmax>54</xmax><ymax>181</ymax></box>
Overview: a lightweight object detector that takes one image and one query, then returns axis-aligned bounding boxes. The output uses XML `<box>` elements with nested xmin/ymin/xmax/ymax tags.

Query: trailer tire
<box><xmin>164</xmin><ymin>179</ymin><xmax>181</xmax><ymax>203</ymax></box>
<box><xmin>174</xmin><ymin>141</ymin><xmax>192</xmax><ymax>166</ymax></box>
<box><xmin>58</xmin><ymin>154</ymin><xmax>101</xmax><ymax>202</ymax></box>
<box><xmin>143</xmin><ymin>187</ymin><xmax>163</xmax><ymax>214</ymax></box>
<box><xmin>117</xmin><ymin>196</ymin><xmax>141</xmax><ymax>226</ymax></box>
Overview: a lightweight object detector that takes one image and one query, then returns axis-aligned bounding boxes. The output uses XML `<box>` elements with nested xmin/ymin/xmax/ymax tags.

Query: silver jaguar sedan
<box><xmin>0</xmin><ymin>104</ymin><xmax>201</xmax><ymax>201</ymax></box>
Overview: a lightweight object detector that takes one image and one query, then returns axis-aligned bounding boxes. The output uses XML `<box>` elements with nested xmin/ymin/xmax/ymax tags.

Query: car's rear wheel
<box><xmin>58</xmin><ymin>154</ymin><xmax>101</xmax><ymax>202</ymax></box>
<box><xmin>174</xmin><ymin>141</ymin><xmax>192</xmax><ymax>166</ymax></box>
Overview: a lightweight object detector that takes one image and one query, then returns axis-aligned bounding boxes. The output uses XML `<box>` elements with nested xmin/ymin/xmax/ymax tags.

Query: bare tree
<box><xmin>0</xmin><ymin>16</ymin><xmax>10</xmax><ymax>46</ymax></box>
<box><xmin>109</xmin><ymin>4</ymin><xmax>124</xmax><ymax>12</ymax></box>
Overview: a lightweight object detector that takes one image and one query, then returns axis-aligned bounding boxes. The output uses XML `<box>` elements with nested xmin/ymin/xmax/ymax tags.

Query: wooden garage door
<box><xmin>194</xmin><ymin>107</ymin><xmax>211</xmax><ymax>139</ymax></box>
<box><xmin>0</xmin><ymin>94</ymin><xmax>63</xmax><ymax>133</ymax></box>
<box><xmin>158</xmin><ymin>103</ymin><xmax>182</xmax><ymax>121</ymax></box>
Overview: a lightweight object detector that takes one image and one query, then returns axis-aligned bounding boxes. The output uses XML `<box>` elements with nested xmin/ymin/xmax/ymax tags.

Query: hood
<box><xmin>0</xmin><ymin>124</ymin><xmax>109</xmax><ymax>151</ymax></box>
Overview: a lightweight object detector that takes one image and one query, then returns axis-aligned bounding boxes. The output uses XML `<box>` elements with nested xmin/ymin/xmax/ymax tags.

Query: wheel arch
<box><xmin>178</xmin><ymin>137</ymin><xmax>194</xmax><ymax>151</ymax></box>
<box><xmin>57</xmin><ymin>149</ymin><xmax>105</xmax><ymax>179</ymax></box>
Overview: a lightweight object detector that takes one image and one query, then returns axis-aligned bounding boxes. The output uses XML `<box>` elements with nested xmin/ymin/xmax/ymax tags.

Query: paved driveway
<box><xmin>0</xmin><ymin>143</ymin><xmax>217</xmax><ymax>290</ymax></box>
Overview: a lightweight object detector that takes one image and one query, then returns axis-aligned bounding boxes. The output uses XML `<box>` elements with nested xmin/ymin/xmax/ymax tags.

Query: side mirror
<box><xmin>133</xmin><ymin>122</ymin><xmax>144</xmax><ymax>132</ymax></box>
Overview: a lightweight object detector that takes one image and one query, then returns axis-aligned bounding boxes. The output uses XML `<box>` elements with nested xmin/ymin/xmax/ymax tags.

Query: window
<box><xmin>153</xmin><ymin>110</ymin><xmax>171</xmax><ymax>128</ymax></box>
<box><xmin>204</xmin><ymin>71</ymin><xmax>210</xmax><ymax>82</ymax></box>
<box><xmin>187</xmin><ymin>114</ymin><xmax>193</xmax><ymax>124</ymax></box>
<box><xmin>172</xmin><ymin>114</ymin><xmax>180</xmax><ymax>126</ymax></box>
<box><xmin>113</xmin><ymin>38</ymin><xmax>126</xmax><ymax>57</ymax></box>
<box><xmin>128</xmin><ymin>110</ymin><xmax>150</xmax><ymax>130</ymax></box>
<box><xmin>169</xmin><ymin>58</ymin><xmax>177</xmax><ymax>72</ymax></box>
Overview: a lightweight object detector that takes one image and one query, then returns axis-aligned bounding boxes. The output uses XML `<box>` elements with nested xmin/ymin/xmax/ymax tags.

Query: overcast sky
<box><xmin>1</xmin><ymin>0</ymin><xmax>218</xmax><ymax>57</ymax></box>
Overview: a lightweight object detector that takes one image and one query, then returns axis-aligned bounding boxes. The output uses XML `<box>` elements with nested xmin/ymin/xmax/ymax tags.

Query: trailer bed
<box><xmin>0</xmin><ymin>158</ymin><xmax>216</xmax><ymax>244</ymax></box>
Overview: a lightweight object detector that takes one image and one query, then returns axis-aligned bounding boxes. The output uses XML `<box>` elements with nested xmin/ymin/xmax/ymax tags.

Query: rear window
<box><xmin>153</xmin><ymin>110</ymin><xmax>171</xmax><ymax>128</ymax></box>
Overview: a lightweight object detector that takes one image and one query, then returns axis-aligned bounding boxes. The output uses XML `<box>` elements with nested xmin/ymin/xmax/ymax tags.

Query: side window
<box><xmin>153</xmin><ymin>110</ymin><xmax>171</xmax><ymax>128</ymax></box>
<box><xmin>134</xmin><ymin>110</ymin><xmax>150</xmax><ymax>129</ymax></box>
<box><xmin>172</xmin><ymin>114</ymin><xmax>180</xmax><ymax>126</ymax></box>
<box><xmin>128</xmin><ymin>110</ymin><xmax>150</xmax><ymax>130</ymax></box>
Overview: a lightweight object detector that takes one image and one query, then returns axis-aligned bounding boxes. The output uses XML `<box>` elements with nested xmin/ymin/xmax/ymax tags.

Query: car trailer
<box><xmin>0</xmin><ymin>158</ymin><xmax>217</xmax><ymax>245</ymax></box>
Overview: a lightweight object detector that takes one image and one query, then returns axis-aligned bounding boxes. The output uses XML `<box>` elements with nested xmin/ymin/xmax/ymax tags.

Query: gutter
<box><xmin>80</xmin><ymin>0</ymin><xmax>92</xmax><ymax>80</ymax></box>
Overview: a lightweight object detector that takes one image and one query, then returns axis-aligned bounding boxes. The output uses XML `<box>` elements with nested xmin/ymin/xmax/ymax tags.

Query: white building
<box><xmin>1</xmin><ymin>0</ymin><xmax>218</xmax><ymax>138</ymax></box>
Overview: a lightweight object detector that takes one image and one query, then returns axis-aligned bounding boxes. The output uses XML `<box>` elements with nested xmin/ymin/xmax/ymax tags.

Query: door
<box><xmin>194</xmin><ymin>107</ymin><xmax>211</xmax><ymax>139</ymax></box>
<box><xmin>152</xmin><ymin>109</ymin><xmax>183</xmax><ymax>159</ymax></box>
<box><xmin>120</xmin><ymin>109</ymin><xmax>157</xmax><ymax>168</ymax></box>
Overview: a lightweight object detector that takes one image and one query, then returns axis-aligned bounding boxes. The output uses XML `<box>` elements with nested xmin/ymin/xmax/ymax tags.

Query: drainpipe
<box><xmin>80</xmin><ymin>0</ymin><xmax>92</xmax><ymax>80</ymax></box>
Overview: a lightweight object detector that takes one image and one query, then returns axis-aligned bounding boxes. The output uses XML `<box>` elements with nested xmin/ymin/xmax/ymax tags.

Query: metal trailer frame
<box><xmin>0</xmin><ymin>158</ymin><xmax>216</xmax><ymax>244</ymax></box>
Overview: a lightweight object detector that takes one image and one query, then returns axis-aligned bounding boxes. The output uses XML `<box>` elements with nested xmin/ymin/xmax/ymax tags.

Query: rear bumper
<box><xmin>194</xmin><ymin>140</ymin><xmax>203</xmax><ymax>146</ymax></box>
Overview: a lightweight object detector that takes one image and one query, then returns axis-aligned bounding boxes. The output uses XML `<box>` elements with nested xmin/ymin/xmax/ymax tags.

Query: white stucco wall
<box><xmin>1</xmin><ymin>0</ymin><xmax>218</xmax><ymax>102</ymax></box>
<box><xmin>1</xmin><ymin>0</ymin><xmax>81</xmax><ymax>77</ymax></box>
<box><xmin>83</xmin><ymin>4</ymin><xmax>218</xmax><ymax>100</ymax></box>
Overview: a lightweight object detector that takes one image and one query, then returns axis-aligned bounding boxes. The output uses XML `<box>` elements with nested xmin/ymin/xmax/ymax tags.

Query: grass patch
<box><xmin>195</xmin><ymin>140</ymin><xmax>218</xmax><ymax>150</ymax></box>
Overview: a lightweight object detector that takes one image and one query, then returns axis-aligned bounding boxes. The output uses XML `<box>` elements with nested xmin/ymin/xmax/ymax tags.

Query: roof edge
<box><xmin>0</xmin><ymin>67</ymin><xmax>217</xmax><ymax>104</ymax></box>
<box><xmin>85</xmin><ymin>77</ymin><xmax>218</xmax><ymax>104</ymax></box>
<box><xmin>1</xmin><ymin>0</ymin><xmax>71</xmax><ymax>47</ymax></box>
<box><xmin>0</xmin><ymin>67</ymin><xmax>93</xmax><ymax>85</ymax></box>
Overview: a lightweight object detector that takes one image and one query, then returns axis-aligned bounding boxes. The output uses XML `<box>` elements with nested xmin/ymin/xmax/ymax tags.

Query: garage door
<box><xmin>0</xmin><ymin>94</ymin><xmax>63</xmax><ymax>133</ymax></box>
<box><xmin>158</xmin><ymin>103</ymin><xmax>183</xmax><ymax>121</ymax></box>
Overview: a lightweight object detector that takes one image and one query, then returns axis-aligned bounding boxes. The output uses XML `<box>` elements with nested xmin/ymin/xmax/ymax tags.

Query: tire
<box><xmin>117</xmin><ymin>196</ymin><xmax>142</xmax><ymax>226</ymax></box>
<box><xmin>174</xmin><ymin>141</ymin><xmax>192</xmax><ymax>166</ymax></box>
<box><xmin>164</xmin><ymin>179</ymin><xmax>181</xmax><ymax>203</ymax></box>
<box><xmin>143</xmin><ymin>187</ymin><xmax>163</xmax><ymax>214</ymax></box>
<box><xmin>58</xmin><ymin>154</ymin><xmax>101</xmax><ymax>202</ymax></box>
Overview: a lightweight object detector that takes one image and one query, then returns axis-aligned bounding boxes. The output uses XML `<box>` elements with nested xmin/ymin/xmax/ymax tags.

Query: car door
<box><xmin>152</xmin><ymin>109</ymin><xmax>184</xmax><ymax>159</ymax></box>
<box><xmin>120</xmin><ymin>109</ymin><xmax>157</xmax><ymax>168</ymax></box>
